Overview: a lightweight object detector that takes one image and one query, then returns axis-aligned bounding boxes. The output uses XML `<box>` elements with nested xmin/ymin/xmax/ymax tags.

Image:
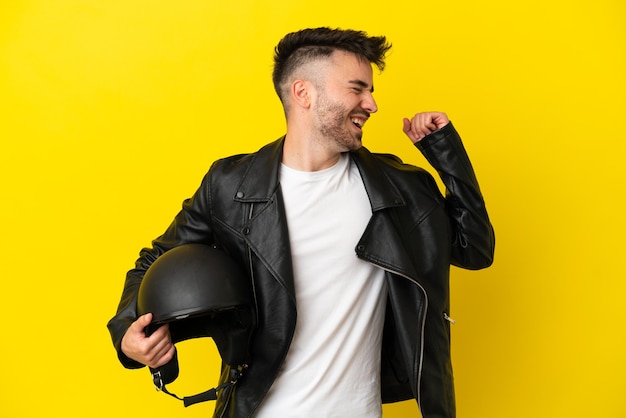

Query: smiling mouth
<box><xmin>351</xmin><ymin>117</ymin><xmax>366</xmax><ymax>129</ymax></box>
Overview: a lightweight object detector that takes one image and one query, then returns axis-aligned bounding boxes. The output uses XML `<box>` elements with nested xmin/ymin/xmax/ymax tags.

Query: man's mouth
<box><xmin>351</xmin><ymin>116</ymin><xmax>367</xmax><ymax>129</ymax></box>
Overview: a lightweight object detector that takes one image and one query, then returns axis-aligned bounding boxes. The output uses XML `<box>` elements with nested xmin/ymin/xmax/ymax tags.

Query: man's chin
<box><xmin>348</xmin><ymin>137</ymin><xmax>363</xmax><ymax>151</ymax></box>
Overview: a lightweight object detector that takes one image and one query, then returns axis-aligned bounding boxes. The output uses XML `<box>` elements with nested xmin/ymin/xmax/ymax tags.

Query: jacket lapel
<box><xmin>351</xmin><ymin>148</ymin><xmax>421</xmax><ymax>283</ymax></box>
<box><xmin>231</xmin><ymin>140</ymin><xmax>425</xmax><ymax>300</ymax></box>
<box><xmin>234</xmin><ymin>138</ymin><xmax>296</xmax><ymax>302</ymax></box>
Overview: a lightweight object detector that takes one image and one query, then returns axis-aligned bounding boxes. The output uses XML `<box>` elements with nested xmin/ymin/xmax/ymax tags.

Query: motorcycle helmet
<box><xmin>137</xmin><ymin>243</ymin><xmax>255</xmax><ymax>407</ymax></box>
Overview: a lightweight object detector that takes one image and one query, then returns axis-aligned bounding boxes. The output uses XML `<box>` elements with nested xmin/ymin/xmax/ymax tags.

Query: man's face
<box><xmin>311</xmin><ymin>51</ymin><xmax>378</xmax><ymax>152</ymax></box>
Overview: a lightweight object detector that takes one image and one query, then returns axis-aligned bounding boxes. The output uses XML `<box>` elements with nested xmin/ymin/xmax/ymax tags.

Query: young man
<box><xmin>108</xmin><ymin>27</ymin><xmax>495</xmax><ymax>418</ymax></box>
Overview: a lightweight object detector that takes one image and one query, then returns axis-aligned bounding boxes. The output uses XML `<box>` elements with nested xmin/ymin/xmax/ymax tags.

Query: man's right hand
<box><xmin>121</xmin><ymin>313</ymin><xmax>175</xmax><ymax>368</ymax></box>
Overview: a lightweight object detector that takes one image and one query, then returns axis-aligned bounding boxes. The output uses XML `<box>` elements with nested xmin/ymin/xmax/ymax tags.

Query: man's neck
<box><xmin>282</xmin><ymin>131</ymin><xmax>342</xmax><ymax>172</ymax></box>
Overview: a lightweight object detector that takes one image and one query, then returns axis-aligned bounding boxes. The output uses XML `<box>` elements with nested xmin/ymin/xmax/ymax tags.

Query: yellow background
<box><xmin>1</xmin><ymin>0</ymin><xmax>624</xmax><ymax>416</ymax></box>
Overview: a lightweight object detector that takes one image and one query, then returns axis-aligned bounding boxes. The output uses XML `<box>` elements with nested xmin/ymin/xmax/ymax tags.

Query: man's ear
<box><xmin>291</xmin><ymin>79</ymin><xmax>312</xmax><ymax>108</ymax></box>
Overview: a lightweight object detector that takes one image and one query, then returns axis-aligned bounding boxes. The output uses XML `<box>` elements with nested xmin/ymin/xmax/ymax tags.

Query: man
<box><xmin>108</xmin><ymin>27</ymin><xmax>495</xmax><ymax>418</ymax></box>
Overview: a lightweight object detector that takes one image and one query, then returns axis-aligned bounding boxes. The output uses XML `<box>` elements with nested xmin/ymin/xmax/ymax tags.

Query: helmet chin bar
<box><xmin>150</xmin><ymin>359</ymin><xmax>248</xmax><ymax>407</ymax></box>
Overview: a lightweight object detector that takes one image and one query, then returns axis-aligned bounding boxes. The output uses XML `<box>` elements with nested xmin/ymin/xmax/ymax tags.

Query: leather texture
<box><xmin>108</xmin><ymin>122</ymin><xmax>495</xmax><ymax>418</ymax></box>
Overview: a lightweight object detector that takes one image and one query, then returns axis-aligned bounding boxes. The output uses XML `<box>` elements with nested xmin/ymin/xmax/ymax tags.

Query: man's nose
<box><xmin>362</xmin><ymin>93</ymin><xmax>378</xmax><ymax>114</ymax></box>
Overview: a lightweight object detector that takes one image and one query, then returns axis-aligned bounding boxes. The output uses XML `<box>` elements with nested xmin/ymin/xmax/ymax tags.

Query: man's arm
<box><xmin>107</xmin><ymin>169</ymin><xmax>217</xmax><ymax>368</ymax></box>
<box><xmin>403</xmin><ymin>112</ymin><xmax>495</xmax><ymax>269</ymax></box>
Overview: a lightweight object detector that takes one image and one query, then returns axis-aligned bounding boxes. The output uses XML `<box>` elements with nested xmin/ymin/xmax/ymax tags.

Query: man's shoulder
<box><xmin>209</xmin><ymin>137</ymin><xmax>284</xmax><ymax>175</ymax></box>
<box><xmin>359</xmin><ymin>148</ymin><xmax>430</xmax><ymax>178</ymax></box>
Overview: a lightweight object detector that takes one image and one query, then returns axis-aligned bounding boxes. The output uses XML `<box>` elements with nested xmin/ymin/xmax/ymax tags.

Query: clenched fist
<box><xmin>402</xmin><ymin>112</ymin><xmax>449</xmax><ymax>143</ymax></box>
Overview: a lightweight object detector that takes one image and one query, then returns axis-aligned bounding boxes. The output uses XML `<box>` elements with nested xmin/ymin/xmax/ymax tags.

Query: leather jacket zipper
<box><xmin>363</xmin><ymin>259</ymin><xmax>428</xmax><ymax>418</ymax></box>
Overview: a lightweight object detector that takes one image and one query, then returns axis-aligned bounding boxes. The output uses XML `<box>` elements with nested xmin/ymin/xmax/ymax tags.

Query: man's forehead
<box><xmin>328</xmin><ymin>52</ymin><xmax>374</xmax><ymax>82</ymax></box>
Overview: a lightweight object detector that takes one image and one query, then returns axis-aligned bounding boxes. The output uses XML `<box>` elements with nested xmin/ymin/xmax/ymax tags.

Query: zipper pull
<box><xmin>443</xmin><ymin>313</ymin><xmax>456</xmax><ymax>325</ymax></box>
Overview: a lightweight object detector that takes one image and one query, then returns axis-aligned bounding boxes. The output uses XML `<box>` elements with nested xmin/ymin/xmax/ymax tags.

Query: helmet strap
<box><xmin>151</xmin><ymin>364</ymin><xmax>248</xmax><ymax>407</ymax></box>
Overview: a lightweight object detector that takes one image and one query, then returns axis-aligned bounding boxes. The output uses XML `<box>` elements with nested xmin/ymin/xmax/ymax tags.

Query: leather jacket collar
<box><xmin>234</xmin><ymin>136</ymin><xmax>405</xmax><ymax>213</ymax></box>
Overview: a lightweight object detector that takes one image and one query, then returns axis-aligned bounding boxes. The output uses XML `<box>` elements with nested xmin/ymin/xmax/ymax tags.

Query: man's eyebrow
<box><xmin>349</xmin><ymin>79</ymin><xmax>374</xmax><ymax>93</ymax></box>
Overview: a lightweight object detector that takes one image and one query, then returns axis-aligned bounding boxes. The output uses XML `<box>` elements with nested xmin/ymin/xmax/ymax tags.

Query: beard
<box><xmin>314</xmin><ymin>93</ymin><xmax>363</xmax><ymax>152</ymax></box>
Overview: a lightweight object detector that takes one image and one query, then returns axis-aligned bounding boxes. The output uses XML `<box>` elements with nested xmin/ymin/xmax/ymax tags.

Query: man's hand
<box><xmin>402</xmin><ymin>112</ymin><xmax>450</xmax><ymax>143</ymax></box>
<box><xmin>121</xmin><ymin>313</ymin><xmax>175</xmax><ymax>368</ymax></box>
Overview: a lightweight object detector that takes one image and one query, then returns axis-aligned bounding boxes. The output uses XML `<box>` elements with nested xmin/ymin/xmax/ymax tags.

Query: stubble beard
<box><xmin>315</xmin><ymin>95</ymin><xmax>362</xmax><ymax>152</ymax></box>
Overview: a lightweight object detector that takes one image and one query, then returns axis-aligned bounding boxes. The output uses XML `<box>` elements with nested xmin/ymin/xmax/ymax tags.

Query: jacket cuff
<box><xmin>116</xmin><ymin>344</ymin><xmax>145</xmax><ymax>370</ymax></box>
<box><xmin>414</xmin><ymin>121</ymin><xmax>456</xmax><ymax>152</ymax></box>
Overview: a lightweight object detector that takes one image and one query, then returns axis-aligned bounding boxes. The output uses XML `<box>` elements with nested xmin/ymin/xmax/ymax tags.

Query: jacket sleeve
<box><xmin>106</xmin><ymin>169</ymin><xmax>216</xmax><ymax>368</ymax></box>
<box><xmin>416</xmin><ymin>122</ymin><xmax>495</xmax><ymax>269</ymax></box>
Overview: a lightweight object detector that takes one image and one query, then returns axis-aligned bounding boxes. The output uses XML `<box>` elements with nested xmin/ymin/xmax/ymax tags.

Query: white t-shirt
<box><xmin>254</xmin><ymin>153</ymin><xmax>388</xmax><ymax>418</ymax></box>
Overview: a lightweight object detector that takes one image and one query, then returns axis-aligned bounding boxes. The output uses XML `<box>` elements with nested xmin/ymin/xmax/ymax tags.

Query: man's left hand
<box><xmin>402</xmin><ymin>112</ymin><xmax>449</xmax><ymax>143</ymax></box>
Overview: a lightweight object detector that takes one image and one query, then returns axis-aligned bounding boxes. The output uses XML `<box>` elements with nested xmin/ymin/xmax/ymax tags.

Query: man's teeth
<box><xmin>351</xmin><ymin>118</ymin><xmax>364</xmax><ymax>128</ymax></box>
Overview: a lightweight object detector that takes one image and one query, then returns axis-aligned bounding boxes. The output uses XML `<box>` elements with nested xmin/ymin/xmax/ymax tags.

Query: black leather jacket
<box><xmin>108</xmin><ymin>122</ymin><xmax>495</xmax><ymax>418</ymax></box>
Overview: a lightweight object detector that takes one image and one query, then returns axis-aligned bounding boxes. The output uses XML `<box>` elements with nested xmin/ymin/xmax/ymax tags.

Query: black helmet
<box><xmin>137</xmin><ymin>243</ymin><xmax>255</xmax><ymax>407</ymax></box>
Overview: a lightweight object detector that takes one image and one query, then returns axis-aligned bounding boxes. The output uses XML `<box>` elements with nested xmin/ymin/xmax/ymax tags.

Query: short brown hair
<box><xmin>272</xmin><ymin>27</ymin><xmax>391</xmax><ymax>103</ymax></box>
